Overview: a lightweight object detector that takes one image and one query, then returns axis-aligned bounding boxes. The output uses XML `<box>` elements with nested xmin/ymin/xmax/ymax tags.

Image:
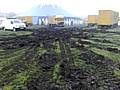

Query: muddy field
<box><xmin>0</xmin><ymin>28</ymin><xmax>120</xmax><ymax>90</ymax></box>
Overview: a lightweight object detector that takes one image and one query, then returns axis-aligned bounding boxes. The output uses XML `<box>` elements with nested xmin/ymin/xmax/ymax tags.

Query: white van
<box><xmin>0</xmin><ymin>18</ymin><xmax>26</xmax><ymax>31</ymax></box>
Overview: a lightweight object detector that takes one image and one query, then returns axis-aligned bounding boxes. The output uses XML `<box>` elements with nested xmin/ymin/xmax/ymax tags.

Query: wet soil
<box><xmin>0</xmin><ymin>28</ymin><xmax>120</xmax><ymax>90</ymax></box>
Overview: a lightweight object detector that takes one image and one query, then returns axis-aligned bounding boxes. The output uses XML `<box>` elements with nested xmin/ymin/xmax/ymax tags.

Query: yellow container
<box><xmin>16</xmin><ymin>16</ymin><xmax>32</xmax><ymax>23</ymax></box>
<box><xmin>48</xmin><ymin>15</ymin><xmax>64</xmax><ymax>24</ymax></box>
<box><xmin>87</xmin><ymin>15</ymin><xmax>98</xmax><ymax>24</ymax></box>
<box><xmin>97</xmin><ymin>10</ymin><xmax>119</xmax><ymax>25</ymax></box>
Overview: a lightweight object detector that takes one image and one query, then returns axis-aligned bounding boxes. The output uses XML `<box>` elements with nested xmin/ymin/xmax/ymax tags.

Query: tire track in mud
<box><xmin>26</xmin><ymin>30</ymin><xmax>74</xmax><ymax>90</ymax></box>
<box><xmin>0</xmin><ymin>29</ymin><xmax>120</xmax><ymax>90</ymax></box>
<box><xmin>55</xmin><ymin>36</ymin><xmax>120</xmax><ymax>90</ymax></box>
<box><xmin>26</xmin><ymin>47</ymin><xmax>59</xmax><ymax>90</ymax></box>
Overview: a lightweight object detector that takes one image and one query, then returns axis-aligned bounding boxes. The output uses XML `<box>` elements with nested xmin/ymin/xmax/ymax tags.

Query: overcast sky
<box><xmin>0</xmin><ymin>0</ymin><xmax>120</xmax><ymax>17</ymax></box>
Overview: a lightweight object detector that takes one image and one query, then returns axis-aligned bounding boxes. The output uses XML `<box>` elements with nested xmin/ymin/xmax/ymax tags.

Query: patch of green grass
<box><xmin>0</xmin><ymin>53</ymin><xmax>24</xmax><ymax>69</ymax></box>
<box><xmin>114</xmin><ymin>68</ymin><xmax>120</xmax><ymax>77</ymax></box>
<box><xmin>107</xmin><ymin>28</ymin><xmax>120</xmax><ymax>32</ymax></box>
<box><xmin>71</xmin><ymin>48</ymin><xmax>85</xmax><ymax>67</ymax></box>
<box><xmin>82</xmin><ymin>38</ymin><xmax>119</xmax><ymax>48</ymax></box>
<box><xmin>71</xmin><ymin>48</ymin><xmax>88</xmax><ymax>66</ymax></box>
<box><xmin>36</xmin><ymin>47</ymin><xmax>47</xmax><ymax>55</ymax></box>
<box><xmin>71</xmin><ymin>48</ymin><xmax>82</xmax><ymax>65</ymax></box>
<box><xmin>53</xmin><ymin>63</ymin><xmax>61</xmax><ymax>82</ymax></box>
<box><xmin>52</xmin><ymin>62</ymin><xmax>65</xmax><ymax>85</ymax></box>
<box><xmin>90</xmin><ymin>31</ymin><xmax>120</xmax><ymax>46</ymax></box>
<box><xmin>1</xmin><ymin>47</ymin><xmax>47</xmax><ymax>90</ymax></box>
<box><xmin>3</xmin><ymin>85</ymin><xmax>12</xmax><ymax>90</ymax></box>
<box><xmin>0</xmin><ymin>31</ymin><xmax>32</xmax><ymax>39</ymax></box>
<box><xmin>71</xmin><ymin>48</ymin><xmax>98</xmax><ymax>74</ymax></box>
<box><xmin>90</xmin><ymin>48</ymin><xmax>120</xmax><ymax>61</ymax></box>
<box><xmin>0</xmin><ymin>48</ymin><xmax>28</xmax><ymax>69</ymax></box>
<box><xmin>25</xmin><ymin>60</ymin><xmax>41</xmax><ymax>75</ymax></box>
<box><xmin>3</xmin><ymin>71</ymin><xmax>29</xmax><ymax>90</ymax></box>
<box><xmin>54</xmin><ymin>41</ymin><xmax>61</xmax><ymax>54</ymax></box>
<box><xmin>0</xmin><ymin>48</ymin><xmax>5</xmax><ymax>52</ymax></box>
<box><xmin>0</xmin><ymin>47</ymin><xmax>27</xmax><ymax>59</ymax></box>
<box><xmin>93</xmin><ymin>33</ymin><xmax>113</xmax><ymax>38</ymax></box>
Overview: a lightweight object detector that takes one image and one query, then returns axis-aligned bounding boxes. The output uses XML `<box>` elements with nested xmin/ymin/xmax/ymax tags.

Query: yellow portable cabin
<box><xmin>87</xmin><ymin>15</ymin><xmax>98</xmax><ymax>26</ymax></box>
<box><xmin>48</xmin><ymin>15</ymin><xmax>64</xmax><ymax>27</ymax></box>
<box><xmin>97</xmin><ymin>10</ymin><xmax>119</xmax><ymax>28</ymax></box>
<box><xmin>16</xmin><ymin>16</ymin><xmax>32</xmax><ymax>25</ymax></box>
